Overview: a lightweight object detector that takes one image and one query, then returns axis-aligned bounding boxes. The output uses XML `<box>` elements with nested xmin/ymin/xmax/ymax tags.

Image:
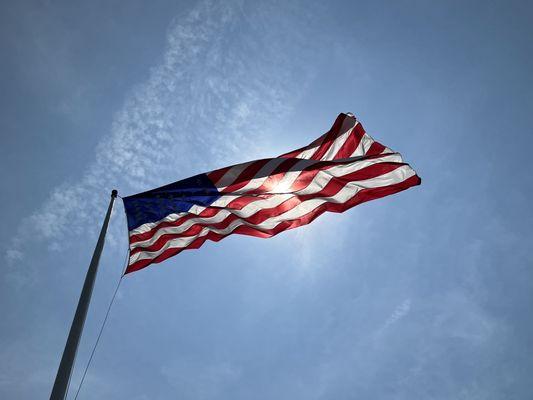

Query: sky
<box><xmin>1</xmin><ymin>0</ymin><xmax>533</xmax><ymax>399</ymax></box>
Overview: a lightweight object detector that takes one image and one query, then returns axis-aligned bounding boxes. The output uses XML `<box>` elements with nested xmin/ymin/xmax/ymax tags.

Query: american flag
<box><xmin>123</xmin><ymin>113</ymin><xmax>421</xmax><ymax>274</ymax></box>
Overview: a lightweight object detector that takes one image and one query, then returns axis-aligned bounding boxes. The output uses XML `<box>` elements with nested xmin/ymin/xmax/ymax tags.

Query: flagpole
<box><xmin>49</xmin><ymin>189</ymin><xmax>118</xmax><ymax>400</ymax></box>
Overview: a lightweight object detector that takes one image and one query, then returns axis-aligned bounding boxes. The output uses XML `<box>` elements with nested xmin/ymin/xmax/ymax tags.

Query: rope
<box><xmin>71</xmin><ymin>247</ymin><xmax>129</xmax><ymax>400</ymax></box>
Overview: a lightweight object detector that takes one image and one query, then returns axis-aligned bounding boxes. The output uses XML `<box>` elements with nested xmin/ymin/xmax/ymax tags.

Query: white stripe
<box><xmin>296</xmin><ymin>145</ymin><xmax>319</xmax><ymax>159</ymax></box>
<box><xmin>351</xmin><ymin>133</ymin><xmax>374</xmax><ymax>157</ymax></box>
<box><xmin>213</xmin><ymin>160</ymin><xmax>256</xmax><ymax>188</ymax></box>
<box><xmin>129</xmin><ymin>205</ymin><xmax>208</xmax><ymax>237</ymax></box>
<box><xmin>218</xmin><ymin>158</ymin><xmax>285</xmax><ymax>192</ymax></box>
<box><xmin>319</xmin><ymin>121</ymin><xmax>358</xmax><ymax>161</ymax></box>
<box><xmin>264</xmin><ymin>159</ymin><xmax>314</xmax><ymax>194</ymax></box>
<box><xmin>294</xmin><ymin>115</ymin><xmax>358</xmax><ymax>160</ymax></box>
<box><xmin>318</xmin><ymin>127</ymin><xmax>352</xmax><ymax>161</ymax></box>
<box><xmin>129</xmin><ymin>165</ymin><xmax>416</xmax><ymax>264</ymax></box>
<box><xmin>129</xmin><ymin>212</ymin><xmax>188</xmax><ymax>237</ymax></box>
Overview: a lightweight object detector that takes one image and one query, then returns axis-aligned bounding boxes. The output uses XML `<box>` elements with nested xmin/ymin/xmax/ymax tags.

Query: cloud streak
<box><xmin>6</xmin><ymin>0</ymin><xmax>326</xmax><ymax>268</ymax></box>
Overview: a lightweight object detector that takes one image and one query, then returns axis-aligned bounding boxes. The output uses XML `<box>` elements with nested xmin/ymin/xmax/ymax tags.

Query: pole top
<box><xmin>111</xmin><ymin>189</ymin><xmax>118</xmax><ymax>198</ymax></box>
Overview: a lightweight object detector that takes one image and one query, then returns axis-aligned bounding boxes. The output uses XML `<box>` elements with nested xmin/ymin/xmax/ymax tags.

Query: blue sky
<box><xmin>1</xmin><ymin>0</ymin><xmax>533</xmax><ymax>398</ymax></box>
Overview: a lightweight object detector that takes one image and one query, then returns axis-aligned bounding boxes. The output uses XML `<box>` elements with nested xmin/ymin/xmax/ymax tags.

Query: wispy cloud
<box><xmin>6</xmin><ymin>0</ymin><xmax>326</xmax><ymax>270</ymax></box>
<box><xmin>383</xmin><ymin>299</ymin><xmax>411</xmax><ymax>329</ymax></box>
<box><xmin>376</xmin><ymin>298</ymin><xmax>412</xmax><ymax>337</ymax></box>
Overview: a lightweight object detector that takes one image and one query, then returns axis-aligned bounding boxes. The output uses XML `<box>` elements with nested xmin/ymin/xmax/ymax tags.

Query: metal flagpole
<box><xmin>49</xmin><ymin>189</ymin><xmax>118</xmax><ymax>400</ymax></box>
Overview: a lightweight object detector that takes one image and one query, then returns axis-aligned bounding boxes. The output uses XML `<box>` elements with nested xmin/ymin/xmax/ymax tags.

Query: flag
<box><xmin>123</xmin><ymin>113</ymin><xmax>421</xmax><ymax>274</ymax></box>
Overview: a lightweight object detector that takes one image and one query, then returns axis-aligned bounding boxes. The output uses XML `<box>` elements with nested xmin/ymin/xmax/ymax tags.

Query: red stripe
<box><xmin>307</xmin><ymin>114</ymin><xmax>347</xmax><ymax>160</ymax></box>
<box><xmin>220</xmin><ymin>158</ymin><xmax>300</xmax><ymax>194</ymax></box>
<box><xmin>278</xmin><ymin>113</ymin><xmax>348</xmax><ymax>159</ymax></box>
<box><xmin>207</xmin><ymin>166</ymin><xmax>231</xmax><ymax>184</ymax></box>
<box><xmin>366</xmin><ymin>141</ymin><xmax>386</xmax><ymax>156</ymax></box>
<box><xmin>333</xmin><ymin>123</ymin><xmax>366</xmax><ymax>159</ymax></box>
<box><xmin>279</xmin><ymin>147</ymin><xmax>306</xmax><ymax>159</ymax></box>
<box><xmin>278</xmin><ymin>135</ymin><xmax>323</xmax><ymax>159</ymax></box>
<box><xmin>125</xmin><ymin>174</ymin><xmax>421</xmax><ymax>274</ymax></box>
